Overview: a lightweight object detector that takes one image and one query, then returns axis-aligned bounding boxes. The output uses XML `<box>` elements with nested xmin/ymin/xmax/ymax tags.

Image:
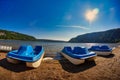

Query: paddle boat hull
<box><xmin>0</xmin><ymin>45</ymin><xmax>12</xmax><ymax>52</ymax></box>
<box><xmin>7</xmin><ymin>57</ymin><xmax>20</xmax><ymax>64</ymax></box>
<box><xmin>61</xmin><ymin>52</ymin><xmax>85</xmax><ymax>65</ymax></box>
<box><xmin>26</xmin><ymin>52</ymin><xmax>44</xmax><ymax>68</ymax></box>
<box><xmin>61</xmin><ymin>47</ymin><xmax>97</xmax><ymax>65</ymax></box>
<box><xmin>7</xmin><ymin>45</ymin><xmax>44</xmax><ymax>68</ymax></box>
<box><xmin>89</xmin><ymin>45</ymin><xmax>112</xmax><ymax>56</ymax></box>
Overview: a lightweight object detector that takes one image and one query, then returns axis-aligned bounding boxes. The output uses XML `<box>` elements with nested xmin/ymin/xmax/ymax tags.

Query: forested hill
<box><xmin>0</xmin><ymin>29</ymin><xmax>36</xmax><ymax>40</ymax></box>
<box><xmin>69</xmin><ymin>28</ymin><xmax>120</xmax><ymax>43</ymax></box>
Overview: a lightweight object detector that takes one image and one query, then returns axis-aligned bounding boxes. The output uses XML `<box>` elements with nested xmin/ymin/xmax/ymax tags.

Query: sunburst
<box><xmin>85</xmin><ymin>8</ymin><xmax>99</xmax><ymax>24</ymax></box>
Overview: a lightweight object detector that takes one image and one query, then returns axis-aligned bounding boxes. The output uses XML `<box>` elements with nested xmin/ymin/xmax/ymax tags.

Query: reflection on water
<box><xmin>0</xmin><ymin>40</ymin><xmax>119</xmax><ymax>59</ymax></box>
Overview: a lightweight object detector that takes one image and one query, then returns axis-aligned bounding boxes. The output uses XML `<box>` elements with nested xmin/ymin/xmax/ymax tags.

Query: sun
<box><xmin>85</xmin><ymin>8</ymin><xmax>99</xmax><ymax>24</ymax></box>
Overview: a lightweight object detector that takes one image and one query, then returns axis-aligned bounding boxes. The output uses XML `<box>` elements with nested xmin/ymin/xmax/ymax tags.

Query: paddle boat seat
<box><xmin>34</xmin><ymin>46</ymin><xmax>43</xmax><ymax>54</ymax></box>
<box><xmin>73</xmin><ymin>47</ymin><xmax>88</xmax><ymax>54</ymax></box>
<box><xmin>89</xmin><ymin>46</ymin><xmax>100</xmax><ymax>51</ymax></box>
<box><xmin>63</xmin><ymin>47</ymin><xmax>72</xmax><ymax>52</ymax></box>
<box><xmin>100</xmin><ymin>45</ymin><xmax>112</xmax><ymax>51</ymax></box>
<box><xmin>89</xmin><ymin>45</ymin><xmax>112</xmax><ymax>51</ymax></box>
<box><xmin>17</xmin><ymin>45</ymin><xmax>33</xmax><ymax>56</ymax></box>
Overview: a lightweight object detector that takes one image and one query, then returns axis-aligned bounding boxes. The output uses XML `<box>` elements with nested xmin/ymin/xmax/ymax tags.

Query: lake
<box><xmin>0</xmin><ymin>40</ymin><xmax>119</xmax><ymax>58</ymax></box>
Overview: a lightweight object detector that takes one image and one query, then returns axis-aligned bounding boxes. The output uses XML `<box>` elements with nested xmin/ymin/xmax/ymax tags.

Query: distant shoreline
<box><xmin>0</xmin><ymin>39</ymin><xmax>120</xmax><ymax>43</ymax></box>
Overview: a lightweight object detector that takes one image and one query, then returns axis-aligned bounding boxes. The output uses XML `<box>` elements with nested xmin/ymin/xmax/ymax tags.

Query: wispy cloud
<box><xmin>64</xmin><ymin>14</ymin><xmax>72</xmax><ymax>20</ymax></box>
<box><xmin>110</xmin><ymin>7</ymin><xmax>114</xmax><ymax>11</ymax></box>
<box><xmin>56</xmin><ymin>25</ymin><xmax>89</xmax><ymax>30</ymax></box>
<box><xmin>29</xmin><ymin>20</ymin><xmax>38</xmax><ymax>26</ymax></box>
<box><xmin>109</xmin><ymin>7</ymin><xmax>115</xmax><ymax>19</ymax></box>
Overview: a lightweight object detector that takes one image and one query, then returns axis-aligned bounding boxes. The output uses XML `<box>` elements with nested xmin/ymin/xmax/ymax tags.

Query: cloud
<box><xmin>56</xmin><ymin>25</ymin><xmax>89</xmax><ymax>30</ymax></box>
<box><xmin>109</xmin><ymin>7</ymin><xmax>115</xmax><ymax>20</ymax></box>
<box><xmin>110</xmin><ymin>7</ymin><xmax>114</xmax><ymax>11</ymax></box>
<box><xmin>64</xmin><ymin>14</ymin><xmax>72</xmax><ymax>20</ymax></box>
<box><xmin>29</xmin><ymin>20</ymin><xmax>38</xmax><ymax>26</ymax></box>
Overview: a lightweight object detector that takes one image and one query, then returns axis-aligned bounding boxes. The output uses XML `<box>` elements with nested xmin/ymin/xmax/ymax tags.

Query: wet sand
<box><xmin>0</xmin><ymin>47</ymin><xmax>120</xmax><ymax>80</ymax></box>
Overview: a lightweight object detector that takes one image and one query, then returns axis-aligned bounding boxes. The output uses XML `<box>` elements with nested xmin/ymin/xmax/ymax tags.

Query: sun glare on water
<box><xmin>85</xmin><ymin>8</ymin><xmax>99</xmax><ymax>23</ymax></box>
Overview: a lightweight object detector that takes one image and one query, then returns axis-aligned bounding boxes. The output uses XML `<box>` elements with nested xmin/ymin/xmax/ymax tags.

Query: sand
<box><xmin>0</xmin><ymin>47</ymin><xmax>120</xmax><ymax>80</ymax></box>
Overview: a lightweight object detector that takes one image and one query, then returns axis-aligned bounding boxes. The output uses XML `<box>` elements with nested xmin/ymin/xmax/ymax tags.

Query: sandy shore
<box><xmin>0</xmin><ymin>47</ymin><xmax>120</xmax><ymax>80</ymax></box>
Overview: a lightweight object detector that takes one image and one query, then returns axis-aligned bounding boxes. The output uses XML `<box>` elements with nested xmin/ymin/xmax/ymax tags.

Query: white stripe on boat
<box><xmin>93</xmin><ymin>51</ymin><xmax>112</xmax><ymax>56</ymax></box>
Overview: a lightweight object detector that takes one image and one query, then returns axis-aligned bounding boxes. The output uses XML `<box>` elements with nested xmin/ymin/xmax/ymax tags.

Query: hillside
<box><xmin>0</xmin><ymin>29</ymin><xmax>66</xmax><ymax>42</ymax></box>
<box><xmin>0</xmin><ymin>29</ymin><xmax>36</xmax><ymax>40</ymax></box>
<box><xmin>69</xmin><ymin>28</ymin><xmax>120</xmax><ymax>43</ymax></box>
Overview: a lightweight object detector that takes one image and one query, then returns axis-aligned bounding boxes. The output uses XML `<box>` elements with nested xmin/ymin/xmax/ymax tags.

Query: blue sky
<box><xmin>0</xmin><ymin>0</ymin><xmax>120</xmax><ymax>41</ymax></box>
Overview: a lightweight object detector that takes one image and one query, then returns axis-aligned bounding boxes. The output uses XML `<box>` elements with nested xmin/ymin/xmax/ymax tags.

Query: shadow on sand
<box><xmin>59</xmin><ymin>59</ymin><xmax>96</xmax><ymax>73</ymax></box>
<box><xmin>98</xmin><ymin>54</ymin><xmax>115</xmax><ymax>58</ymax></box>
<box><xmin>0</xmin><ymin>58</ymin><xmax>33</xmax><ymax>72</ymax></box>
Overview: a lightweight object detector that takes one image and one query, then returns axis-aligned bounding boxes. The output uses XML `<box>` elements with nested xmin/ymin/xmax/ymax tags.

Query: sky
<box><xmin>0</xmin><ymin>0</ymin><xmax>120</xmax><ymax>41</ymax></box>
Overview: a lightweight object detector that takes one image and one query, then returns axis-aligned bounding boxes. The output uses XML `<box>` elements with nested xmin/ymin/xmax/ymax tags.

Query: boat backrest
<box><xmin>34</xmin><ymin>46</ymin><xmax>42</xmax><ymax>54</ymax></box>
<box><xmin>63</xmin><ymin>47</ymin><xmax>72</xmax><ymax>52</ymax></box>
<box><xmin>73</xmin><ymin>47</ymin><xmax>87</xmax><ymax>54</ymax></box>
<box><xmin>17</xmin><ymin>45</ymin><xmax>33</xmax><ymax>55</ymax></box>
<box><xmin>100</xmin><ymin>45</ymin><xmax>109</xmax><ymax>49</ymax></box>
<box><xmin>91</xmin><ymin>46</ymin><xmax>100</xmax><ymax>49</ymax></box>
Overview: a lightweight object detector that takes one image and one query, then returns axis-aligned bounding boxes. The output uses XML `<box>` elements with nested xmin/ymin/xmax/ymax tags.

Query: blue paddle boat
<box><xmin>7</xmin><ymin>45</ymin><xmax>44</xmax><ymax>68</ymax></box>
<box><xmin>88</xmin><ymin>45</ymin><xmax>112</xmax><ymax>56</ymax></box>
<box><xmin>61</xmin><ymin>46</ymin><xmax>96</xmax><ymax>65</ymax></box>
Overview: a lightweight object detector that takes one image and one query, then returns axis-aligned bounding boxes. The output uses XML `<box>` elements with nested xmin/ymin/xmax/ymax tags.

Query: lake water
<box><xmin>0</xmin><ymin>40</ymin><xmax>119</xmax><ymax>58</ymax></box>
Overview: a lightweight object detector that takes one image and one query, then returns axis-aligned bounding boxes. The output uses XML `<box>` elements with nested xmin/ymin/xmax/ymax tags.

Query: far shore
<box><xmin>0</xmin><ymin>47</ymin><xmax>120</xmax><ymax>80</ymax></box>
